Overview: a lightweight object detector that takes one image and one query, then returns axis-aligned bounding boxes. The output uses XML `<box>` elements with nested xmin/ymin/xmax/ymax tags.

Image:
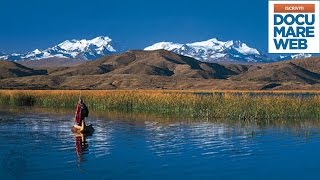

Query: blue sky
<box><xmin>0</xmin><ymin>0</ymin><xmax>268</xmax><ymax>54</ymax></box>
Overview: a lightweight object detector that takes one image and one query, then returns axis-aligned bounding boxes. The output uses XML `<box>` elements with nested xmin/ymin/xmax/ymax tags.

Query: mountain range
<box><xmin>145</xmin><ymin>39</ymin><xmax>271</xmax><ymax>63</ymax></box>
<box><xmin>0</xmin><ymin>36</ymin><xmax>313</xmax><ymax>63</ymax></box>
<box><xmin>0</xmin><ymin>36</ymin><xmax>116</xmax><ymax>61</ymax></box>
<box><xmin>0</xmin><ymin>50</ymin><xmax>319</xmax><ymax>90</ymax></box>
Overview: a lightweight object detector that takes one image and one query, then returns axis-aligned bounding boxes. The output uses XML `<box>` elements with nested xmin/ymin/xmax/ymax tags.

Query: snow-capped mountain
<box><xmin>3</xmin><ymin>36</ymin><xmax>117</xmax><ymax>61</ymax></box>
<box><xmin>0</xmin><ymin>52</ymin><xmax>6</xmax><ymax>60</ymax></box>
<box><xmin>277</xmin><ymin>53</ymin><xmax>312</xmax><ymax>61</ymax></box>
<box><xmin>1</xmin><ymin>36</ymin><xmax>316</xmax><ymax>63</ymax></box>
<box><xmin>145</xmin><ymin>38</ymin><xmax>271</xmax><ymax>63</ymax></box>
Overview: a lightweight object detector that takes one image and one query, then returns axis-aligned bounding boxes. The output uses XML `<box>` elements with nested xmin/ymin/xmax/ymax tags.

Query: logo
<box><xmin>268</xmin><ymin>0</ymin><xmax>320</xmax><ymax>53</ymax></box>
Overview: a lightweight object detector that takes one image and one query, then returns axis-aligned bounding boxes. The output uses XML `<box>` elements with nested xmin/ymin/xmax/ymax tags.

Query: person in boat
<box><xmin>74</xmin><ymin>98</ymin><xmax>89</xmax><ymax>129</ymax></box>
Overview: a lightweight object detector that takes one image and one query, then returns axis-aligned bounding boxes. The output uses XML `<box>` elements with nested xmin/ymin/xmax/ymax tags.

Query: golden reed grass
<box><xmin>0</xmin><ymin>90</ymin><xmax>319</xmax><ymax>120</ymax></box>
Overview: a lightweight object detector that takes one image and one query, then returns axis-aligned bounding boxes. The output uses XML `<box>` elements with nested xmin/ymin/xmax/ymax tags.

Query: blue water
<box><xmin>1</xmin><ymin>107</ymin><xmax>320</xmax><ymax>179</ymax></box>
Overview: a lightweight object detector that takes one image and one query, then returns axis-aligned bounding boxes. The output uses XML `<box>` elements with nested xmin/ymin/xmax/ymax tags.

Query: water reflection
<box><xmin>74</xmin><ymin>133</ymin><xmax>89</xmax><ymax>164</ymax></box>
<box><xmin>144</xmin><ymin>121</ymin><xmax>261</xmax><ymax>159</ymax></box>
<box><xmin>145</xmin><ymin>121</ymin><xmax>185</xmax><ymax>157</ymax></box>
<box><xmin>91</xmin><ymin>124</ymin><xmax>113</xmax><ymax>158</ymax></box>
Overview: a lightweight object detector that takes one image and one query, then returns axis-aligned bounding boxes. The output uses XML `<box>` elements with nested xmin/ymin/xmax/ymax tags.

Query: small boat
<box><xmin>72</xmin><ymin>123</ymin><xmax>94</xmax><ymax>134</ymax></box>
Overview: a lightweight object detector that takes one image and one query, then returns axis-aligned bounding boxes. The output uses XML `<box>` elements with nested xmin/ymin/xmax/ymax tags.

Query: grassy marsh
<box><xmin>0</xmin><ymin>90</ymin><xmax>319</xmax><ymax>120</ymax></box>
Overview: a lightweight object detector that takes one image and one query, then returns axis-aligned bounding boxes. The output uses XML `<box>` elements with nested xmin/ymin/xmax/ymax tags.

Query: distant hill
<box><xmin>0</xmin><ymin>61</ymin><xmax>47</xmax><ymax>79</ymax></box>
<box><xmin>287</xmin><ymin>57</ymin><xmax>320</xmax><ymax>74</ymax></box>
<box><xmin>232</xmin><ymin>59</ymin><xmax>320</xmax><ymax>84</ymax></box>
<box><xmin>0</xmin><ymin>50</ymin><xmax>320</xmax><ymax>90</ymax></box>
<box><xmin>19</xmin><ymin>58</ymin><xmax>87</xmax><ymax>69</ymax></box>
<box><xmin>49</xmin><ymin>50</ymin><xmax>239</xmax><ymax>79</ymax></box>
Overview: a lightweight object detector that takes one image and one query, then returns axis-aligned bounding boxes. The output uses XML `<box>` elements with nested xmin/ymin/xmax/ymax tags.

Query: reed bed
<box><xmin>0</xmin><ymin>90</ymin><xmax>319</xmax><ymax>120</ymax></box>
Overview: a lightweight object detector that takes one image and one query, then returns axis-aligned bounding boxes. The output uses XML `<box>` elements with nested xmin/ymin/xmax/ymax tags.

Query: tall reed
<box><xmin>0</xmin><ymin>90</ymin><xmax>319</xmax><ymax>120</ymax></box>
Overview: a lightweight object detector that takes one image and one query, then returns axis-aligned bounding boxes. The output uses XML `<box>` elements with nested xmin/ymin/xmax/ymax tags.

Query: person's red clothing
<box><xmin>74</xmin><ymin>104</ymin><xmax>82</xmax><ymax>125</ymax></box>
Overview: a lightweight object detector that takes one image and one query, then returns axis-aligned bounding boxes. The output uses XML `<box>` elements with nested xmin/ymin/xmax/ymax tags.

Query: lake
<box><xmin>1</xmin><ymin>107</ymin><xmax>320</xmax><ymax>179</ymax></box>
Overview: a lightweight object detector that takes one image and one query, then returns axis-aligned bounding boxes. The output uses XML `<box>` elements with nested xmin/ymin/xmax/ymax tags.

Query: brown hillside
<box><xmin>286</xmin><ymin>57</ymin><xmax>320</xmax><ymax>74</ymax></box>
<box><xmin>19</xmin><ymin>58</ymin><xmax>87</xmax><ymax>69</ymax></box>
<box><xmin>0</xmin><ymin>60</ymin><xmax>47</xmax><ymax>79</ymax></box>
<box><xmin>49</xmin><ymin>50</ymin><xmax>239</xmax><ymax>79</ymax></box>
<box><xmin>1</xmin><ymin>50</ymin><xmax>320</xmax><ymax>90</ymax></box>
<box><xmin>232</xmin><ymin>61</ymin><xmax>320</xmax><ymax>84</ymax></box>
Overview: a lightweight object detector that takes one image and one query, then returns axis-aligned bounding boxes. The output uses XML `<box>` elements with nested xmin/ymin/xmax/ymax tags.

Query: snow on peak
<box><xmin>278</xmin><ymin>53</ymin><xmax>312</xmax><ymax>61</ymax></box>
<box><xmin>291</xmin><ymin>53</ymin><xmax>312</xmax><ymax>59</ymax></box>
<box><xmin>144</xmin><ymin>38</ymin><xmax>263</xmax><ymax>63</ymax></box>
<box><xmin>187</xmin><ymin>38</ymin><xmax>223</xmax><ymax>47</ymax></box>
<box><xmin>231</xmin><ymin>41</ymin><xmax>260</xmax><ymax>55</ymax></box>
<box><xmin>91</xmin><ymin>36</ymin><xmax>112</xmax><ymax>45</ymax></box>
<box><xmin>144</xmin><ymin>42</ymin><xmax>184</xmax><ymax>51</ymax></box>
<box><xmin>32</xmin><ymin>49</ymin><xmax>42</xmax><ymax>54</ymax></box>
<box><xmin>0</xmin><ymin>52</ymin><xmax>8</xmax><ymax>60</ymax></box>
<box><xmin>57</xmin><ymin>36</ymin><xmax>115</xmax><ymax>53</ymax></box>
<box><xmin>3</xmin><ymin>36</ymin><xmax>117</xmax><ymax>61</ymax></box>
<box><xmin>1</xmin><ymin>36</ymin><xmax>314</xmax><ymax>63</ymax></box>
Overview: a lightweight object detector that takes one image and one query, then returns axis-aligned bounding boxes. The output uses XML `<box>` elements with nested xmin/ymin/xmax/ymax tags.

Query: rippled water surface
<box><xmin>1</xmin><ymin>107</ymin><xmax>320</xmax><ymax>179</ymax></box>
